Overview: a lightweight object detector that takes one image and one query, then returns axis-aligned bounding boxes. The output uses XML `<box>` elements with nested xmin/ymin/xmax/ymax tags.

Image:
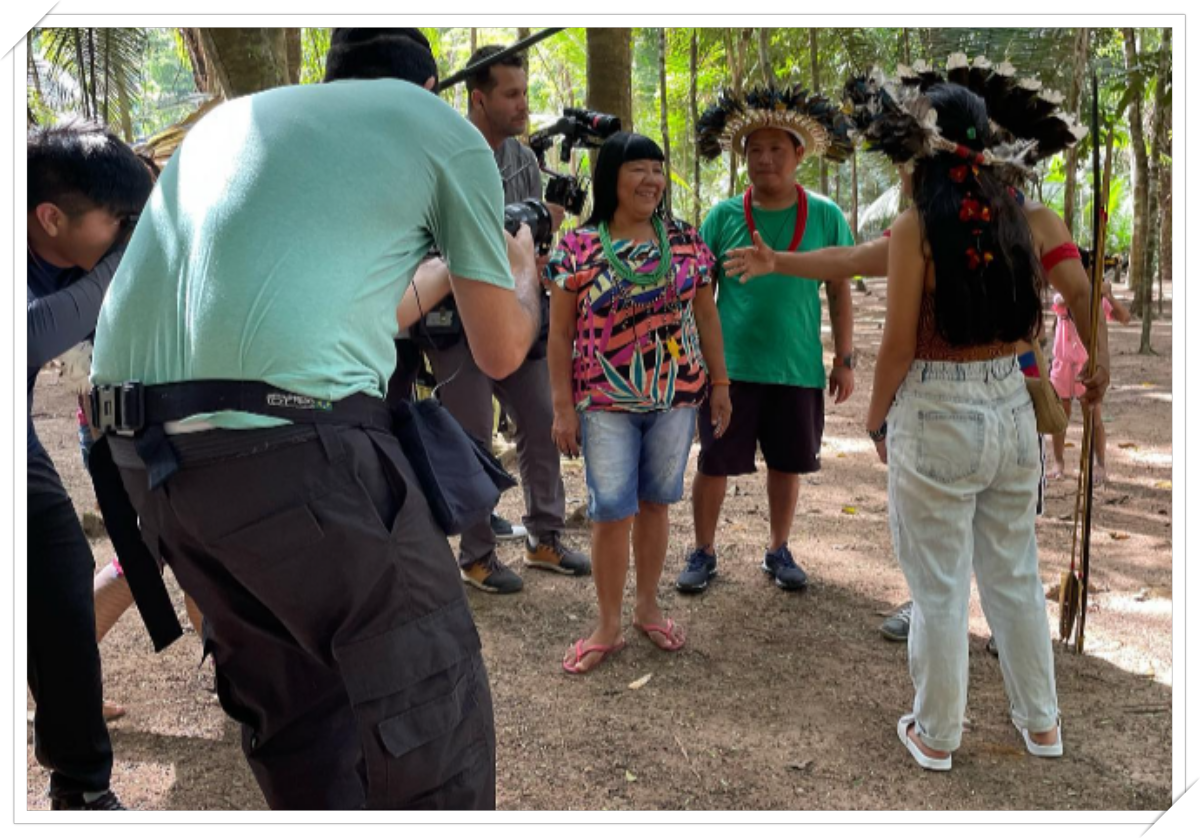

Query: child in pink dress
<box><xmin>1048</xmin><ymin>283</ymin><xmax>1130</xmax><ymax>484</ymax></box>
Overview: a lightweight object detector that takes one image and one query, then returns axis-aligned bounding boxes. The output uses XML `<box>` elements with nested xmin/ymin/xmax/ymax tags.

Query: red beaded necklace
<box><xmin>743</xmin><ymin>184</ymin><xmax>808</xmax><ymax>252</ymax></box>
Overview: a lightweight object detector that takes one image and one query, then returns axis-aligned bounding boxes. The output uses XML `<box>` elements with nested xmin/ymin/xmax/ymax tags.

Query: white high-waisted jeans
<box><xmin>887</xmin><ymin>355</ymin><xmax>1059</xmax><ymax>751</ymax></box>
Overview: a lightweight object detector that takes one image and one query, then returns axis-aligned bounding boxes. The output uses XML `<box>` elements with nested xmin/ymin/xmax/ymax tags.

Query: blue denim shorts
<box><xmin>579</xmin><ymin>407</ymin><xmax>698</xmax><ymax>522</ymax></box>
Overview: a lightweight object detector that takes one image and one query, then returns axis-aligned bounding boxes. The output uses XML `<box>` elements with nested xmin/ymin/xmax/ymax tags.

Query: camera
<box><xmin>503</xmin><ymin>199</ymin><xmax>554</xmax><ymax>255</ymax></box>
<box><xmin>528</xmin><ymin>107</ymin><xmax>622</xmax><ymax>217</ymax></box>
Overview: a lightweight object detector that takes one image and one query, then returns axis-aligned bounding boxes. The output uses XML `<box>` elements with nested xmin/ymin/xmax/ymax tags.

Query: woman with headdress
<box><xmin>841</xmin><ymin>59</ymin><xmax>1110</xmax><ymax>770</ymax></box>
<box><xmin>545</xmin><ymin>131</ymin><xmax>731</xmax><ymax>674</ymax></box>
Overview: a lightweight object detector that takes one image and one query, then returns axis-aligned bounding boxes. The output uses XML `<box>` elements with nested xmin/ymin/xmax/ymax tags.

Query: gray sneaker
<box><xmin>879</xmin><ymin>601</ymin><xmax>913</xmax><ymax>642</ymax></box>
<box><xmin>762</xmin><ymin>544</ymin><xmax>808</xmax><ymax>590</ymax></box>
<box><xmin>676</xmin><ymin>547</ymin><xmax>717</xmax><ymax>593</ymax></box>
<box><xmin>461</xmin><ymin>553</ymin><xmax>524</xmax><ymax>594</ymax></box>
<box><xmin>490</xmin><ymin>513</ymin><xmax>528</xmax><ymax>542</ymax></box>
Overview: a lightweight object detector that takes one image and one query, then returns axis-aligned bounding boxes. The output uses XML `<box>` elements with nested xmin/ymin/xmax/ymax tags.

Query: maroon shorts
<box><xmin>698</xmin><ymin>381</ymin><xmax>825</xmax><ymax>476</ymax></box>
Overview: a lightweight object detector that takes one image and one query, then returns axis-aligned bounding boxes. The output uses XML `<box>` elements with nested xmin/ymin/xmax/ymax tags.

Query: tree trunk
<box><xmin>586</xmin><ymin>28</ymin><xmax>633</xmax><ymax>135</ymax></box>
<box><xmin>723</xmin><ymin>29</ymin><xmax>745</xmax><ymax>197</ymax></box>
<box><xmin>181</xmin><ymin>28</ymin><xmax>212</xmax><ymax>94</ymax></box>
<box><xmin>1061</xmin><ymin>27</ymin><xmax>1089</xmax><ymax>238</ymax></box>
<box><xmin>901</xmin><ymin>28</ymin><xmax>911</xmax><ymax>64</ymax></box>
<box><xmin>517</xmin><ymin>28</ymin><xmax>531</xmax><ymax>42</ymax></box>
<box><xmin>1139</xmin><ymin>28</ymin><xmax>1169</xmax><ymax>353</ymax></box>
<box><xmin>470</xmin><ymin>28</ymin><xmax>477</xmax><ymax>55</ymax></box>
<box><xmin>88</xmin><ymin>29</ymin><xmax>99</xmax><ymax>121</ymax></box>
<box><xmin>757</xmin><ymin>28</ymin><xmax>774</xmax><ymax>87</ymax></box>
<box><xmin>200</xmin><ymin>28</ymin><xmax>291</xmax><ymax>99</ymax></box>
<box><xmin>1156</xmin><ymin>28</ymin><xmax>1172</xmax><ymax>317</ymax></box>
<box><xmin>809</xmin><ymin>28</ymin><xmax>828</xmax><ymax>195</ymax></box>
<box><xmin>690</xmin><ymin>29</ymin><xmax>701</xmax><ymax>226</ymax></box>
<box><xmin>284</xmin><ymin>27</ymin><xmax>302</xmax><ymax>85</ymax></box>
<box><xmin>658</xmin><ymin>28</ymin><xmax>673</xmax><ymax>217</ymax></box>
<box><xmin>1122</xmin><ymin>28</ymin><xmax>1149</xmax><ymax>316</ymax></box>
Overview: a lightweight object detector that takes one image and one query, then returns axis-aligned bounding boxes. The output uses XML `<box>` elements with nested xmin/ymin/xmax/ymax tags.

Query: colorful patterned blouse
<box><xmin>545</xmin><ymin>220</ymin><xmax>714</xmax><ymax>413</ymax></box>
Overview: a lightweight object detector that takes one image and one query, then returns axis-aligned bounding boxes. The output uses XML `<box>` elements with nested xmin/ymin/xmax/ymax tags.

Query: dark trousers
<box><xmin>27</xmin><ymin>483</ymin><xmax>113</xmax><ymax>800</ymax></box>
<box><xmin>428</xmin><ymin>339</ymin><xmax>565</xmax><ymax>567</ymax></box>
<box><xmin>113</xmin><ymin>425</ymin><xmax>495</xmax><ymax>810</ymax></box>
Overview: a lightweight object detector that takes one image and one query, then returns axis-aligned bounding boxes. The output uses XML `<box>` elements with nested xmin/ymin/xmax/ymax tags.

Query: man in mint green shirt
<box><xmin>91</xmin><ymin>29</ymin><xmax>540</xmax><ymax>810</ymax></box>
<box><xmin>679</xmin><ymin>121</ymin><xmax>856</xmax><ymax>595</ymax></box>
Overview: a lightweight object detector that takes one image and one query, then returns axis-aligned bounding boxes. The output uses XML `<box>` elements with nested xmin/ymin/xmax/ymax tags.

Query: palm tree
<box><xmin>30</xmin><ymin>27</ymin><xmax>147</xmax><ymax>141</ymax></box>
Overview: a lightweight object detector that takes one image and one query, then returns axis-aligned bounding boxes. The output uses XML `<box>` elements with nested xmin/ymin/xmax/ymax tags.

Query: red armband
<box><xmin>1041</xmin><ymin>242</ymin><xmax>1081</xmax><ymax>274</ymax></box>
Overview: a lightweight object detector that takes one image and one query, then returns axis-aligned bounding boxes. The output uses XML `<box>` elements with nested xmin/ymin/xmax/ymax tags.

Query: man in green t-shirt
<box><xmin>91</xmin><ymin>30</ymin><xmax>540</xmax><ymax>810</ymax></box>
<box><xmin>678</xmin><ymin>87</ymin><xmax>856</xmax><ymax>594</ymax></box>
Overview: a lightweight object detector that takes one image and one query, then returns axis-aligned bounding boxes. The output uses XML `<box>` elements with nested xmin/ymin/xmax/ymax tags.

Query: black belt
<box><xmin>86</xmin><ymin>380</ymin><xmax>395</xmax><ymax>651</ymax></box>
<box><xmin>90</xmin><ymin>380</ymin><xmax>392</xmax><ymax>435</ymax></box>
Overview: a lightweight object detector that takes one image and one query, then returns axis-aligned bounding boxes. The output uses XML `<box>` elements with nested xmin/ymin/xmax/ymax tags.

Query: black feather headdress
<box><xmin>844</xmin><ymin>54</ymin><xmax>1087</xmax><ymax>180</ymax></box>
<box><xmin>696</xmin><ymin>85</ymin><xmax>855</xmax><ymax>164</ymax></box>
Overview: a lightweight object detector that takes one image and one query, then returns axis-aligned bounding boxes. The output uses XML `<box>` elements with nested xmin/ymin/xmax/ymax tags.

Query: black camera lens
<box><xmin>503</xmin><ymin>199</ymin><xmax>553</xmax><ymax>254</ymax></box>
<box><xmin>564</xmin><ymin>108</ymin><xmax>621</xmax><ymax>136</ymax></box>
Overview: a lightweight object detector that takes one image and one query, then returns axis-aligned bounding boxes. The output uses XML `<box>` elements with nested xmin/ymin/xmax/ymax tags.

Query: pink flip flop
<box><xmin>562</xmin><ymin>638</ymin><xmax>626</xmax><ymax>674</ymax></box>
<box><xmin>633</xmin><ymin>618</ymin><xmax>686</xmax><ymax>652</ymax></box>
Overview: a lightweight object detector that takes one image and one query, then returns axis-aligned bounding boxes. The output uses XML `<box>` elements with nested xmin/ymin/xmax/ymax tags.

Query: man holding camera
<box><xmin>90</xmin><ymin>30</ymin><xmax>538</xmax><ymax>809</ymax></box>
<box><xmin>421</xmin><ymin>44</ymin><xmax>590</xmax><ymax>594</ymax></box>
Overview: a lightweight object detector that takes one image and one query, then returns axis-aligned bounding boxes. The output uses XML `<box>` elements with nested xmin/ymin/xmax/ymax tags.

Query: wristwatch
<box><xmin>867</xmin><ymin>422</ymin><xmax>887</xmax><ymax>443</ymax></box>
<box><xmin>834</xmin><ymin>350</ymin><xmax>857</xmax><ymax>370</ymax></box>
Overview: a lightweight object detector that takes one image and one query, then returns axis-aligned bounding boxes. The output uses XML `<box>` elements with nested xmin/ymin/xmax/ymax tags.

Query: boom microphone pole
<box><xmin>436</xmin><ymin>27</ymin><xmax>564</xmax><ymax>93</ymax></box>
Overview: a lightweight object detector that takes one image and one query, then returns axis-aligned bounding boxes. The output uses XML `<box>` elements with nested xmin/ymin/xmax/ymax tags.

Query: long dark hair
<box><xmin>585</xmin><ymin>131</ymin><xmax>667</xmax><ymax>228</ymax></box>
<box><xmin>912</xmin><ymin>84</ymin><xmax>1044</xmax><ymax>346</ymax></box>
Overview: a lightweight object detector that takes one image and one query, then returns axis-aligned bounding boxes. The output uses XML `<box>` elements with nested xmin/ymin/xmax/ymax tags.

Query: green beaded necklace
<box><xmin>598</xmin><ymin>216</ymin><xmax>671</xmax><ymax>287</ymax></box>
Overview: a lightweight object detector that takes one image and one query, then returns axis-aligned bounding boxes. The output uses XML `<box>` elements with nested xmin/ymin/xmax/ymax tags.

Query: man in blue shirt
<box><xmin>27</xmin><ymin>120</ymin><xmax>151</xmax><ymax>810</ymax></box>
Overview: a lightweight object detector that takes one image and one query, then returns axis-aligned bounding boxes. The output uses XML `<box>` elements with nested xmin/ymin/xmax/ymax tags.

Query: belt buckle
<box><xmin>90</xmin><ymin>382</ymin><xmax>145</xmax><ymax>433</ymax></box>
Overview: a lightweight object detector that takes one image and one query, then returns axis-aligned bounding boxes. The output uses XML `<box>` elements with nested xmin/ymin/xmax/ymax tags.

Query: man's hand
<box><xmin>723</xmin><ymin>231</ymin><xmax>777</xmax><ymax>283</ymax></box>
<box><xmin>1080</xmin><ymin>364</ymin><xmax>1109</xmax><ymax>410</ymax></box>
<box><xmin>545</xmin><ymin>201</ymin><xmax>567</xmax><ymax>234</ymax></box>
<box><xmin>552</xmin><ymin>407</ymin><xmax>581</xmax><ymax>458</ymax></box>
<box><xmin>829</xmin><ymin>366</ymin><xmax>855</xmax><ymax>404</ymax></box>
<box><xmin>507</xmin><ymin>224</ymin><xmax>539</xmax><ymax>292</ymax></box>
<box><xmin>709</xmin><ymin>384</ymin><xmax>733</xmax><ymax>439</ymax></box>
<box><xmin>874</xmin><ymin>437</ymin><xmax>888</xmax><ymax>465</ymax></box>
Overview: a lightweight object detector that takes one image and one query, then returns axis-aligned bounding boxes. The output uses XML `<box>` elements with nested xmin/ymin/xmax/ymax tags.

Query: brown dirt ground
<box><xmin>27</xmin><ymin>278</ymin><xmax>1172</xmax><ymax>811</ymax></box>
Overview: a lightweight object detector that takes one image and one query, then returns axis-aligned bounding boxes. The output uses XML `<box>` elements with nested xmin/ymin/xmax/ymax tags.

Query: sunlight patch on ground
<box><xmin>821</xmin><ymin>435</ymin><xmax>876</xmax><ymax>455</ymax></box>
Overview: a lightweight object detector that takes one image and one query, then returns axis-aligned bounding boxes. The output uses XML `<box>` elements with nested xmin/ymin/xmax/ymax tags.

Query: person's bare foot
<box><xmin>633</xmin><ymin>603</ymin><xmax>685</xmax><ymax>650</ymax></box>
<box><xmin>906</xmin><ymin>723</ymin><xmax>950</xmax><ymax>761</ymax></box>
<box><xmin>1029</xmin><ymin>727</ymin><xmax>1060</xmax><ymax>747</ymax></box>
<box><xmin>102</xmin><ymin>700</ymin><xmax>126</xmax><ymax>723</ymax></box>
<box><xmin>1093</xmin><ymin>461</ymin><xmax>1107</xmax><ymax>487</ymax></box>
<box><xmin>1048</xmin><ymin>460</ymin><xmax>1066</xmax><ymax>480</ymax></box>
<box><xmin>562</xmin><ymin>625</ymin><xmax>624</xmax><ymax>674</ymax></box>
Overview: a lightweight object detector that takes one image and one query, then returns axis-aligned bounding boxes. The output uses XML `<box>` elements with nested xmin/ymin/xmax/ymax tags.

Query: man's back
<box><xmin>93</xmin><ymin>79</ymin><xmax>511</xmax><ymax>425</ymax></box>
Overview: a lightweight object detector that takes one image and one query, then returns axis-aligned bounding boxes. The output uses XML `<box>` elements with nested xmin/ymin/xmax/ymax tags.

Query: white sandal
<box><xmin>1015</xmin><ymin>721</ymin><xmax>1063</xmax><ymax>758</ymax></box>
<box><xmin>898</xmin><ymin>715</ymin><xmax>951</xmax><ymax>771</ymax></box>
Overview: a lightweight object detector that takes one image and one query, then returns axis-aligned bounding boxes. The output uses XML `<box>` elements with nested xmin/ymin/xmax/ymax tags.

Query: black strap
<box><xmin>92</xmin><ymin>380</ymin><xmax>393</xmax><ymax>434</ymax></box>
<box><xmin>86</xmin><ymin>435</ymin><xmax>184</xmax><ymax>652</ymax></box>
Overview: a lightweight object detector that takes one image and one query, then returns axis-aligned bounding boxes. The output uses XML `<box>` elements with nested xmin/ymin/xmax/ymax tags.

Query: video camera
<box><xmin>529</xmin><ymin>107</ymin><xmax>622</xmax><ymax>216</ymax></box>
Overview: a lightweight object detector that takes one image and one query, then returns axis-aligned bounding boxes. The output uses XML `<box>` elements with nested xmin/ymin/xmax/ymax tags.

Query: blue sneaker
<box><xmin>675</xmin><ymin>547</ymin><xmax>717</xmax><ymax>593</ymax></box>
<box><xmin>762</xmin><ymin>544</ymin><xmax>808</xmax><ymax>591</ymax></box>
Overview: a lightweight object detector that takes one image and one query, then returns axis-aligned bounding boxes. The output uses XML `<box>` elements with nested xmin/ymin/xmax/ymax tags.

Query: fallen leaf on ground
<box><xmin>787</xmin><ymin>760</ymin><xmax>813</xmax><ymax>772</ymax></box>
<box><xmin>1118</xmin><ymin>442</ymin><xmax>1138</xmax><ymax>449</ymax></box>
<box><xmin>1109</xmin><ymin>531</ymin><xmax>1131</xmax><ymax>541</ymax></box>
<box><xmin>1155</xmin><ymin>480</ymin><xmax>1172</xmax><ymax>490</ymax></box>
<box><xmin>1065</xmin><ymin>442</ymin><xmax>1076</xmax><ymax>448</ymax></box>
<box><xmin>842</xmin><ymin>506</ymin><xmax>858</xmax><ymax>515</ymax></box>
<box><xmin>625</xmin><ymin>770</ymin><xmax>637</xmax><ymax>783</ymax></box>
<box><xmin>628</xmin><ymin>673</ymin><xmax>653</xmax><ymax>690</ymax></box>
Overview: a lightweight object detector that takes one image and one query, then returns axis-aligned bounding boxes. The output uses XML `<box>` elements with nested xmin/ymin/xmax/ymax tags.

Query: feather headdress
<box><xmin>844</xmin><ymin>54</ymin><xmax>1088</xmax><ymax>180</ymax></box>
<box><xmin>696</xmin><ymin>85</ymin><xmax>855</xmax><ymax>164</ymax></box>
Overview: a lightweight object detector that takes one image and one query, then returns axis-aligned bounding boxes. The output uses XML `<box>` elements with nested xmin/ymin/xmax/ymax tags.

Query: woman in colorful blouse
<box><xmin>546</xmin><ymin>132</ymin><xmax>731</xmax><ymax>674</ymax></box>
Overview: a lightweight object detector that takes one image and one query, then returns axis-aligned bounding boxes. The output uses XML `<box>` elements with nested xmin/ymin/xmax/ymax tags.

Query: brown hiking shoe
<box><xmin>524</xmin><ymin>533</ymin><xmax>591</xmax><ymax>576</ymax></box>
<box><xmin>460</xmin><ymin>554</ymin><xmax>524</xmax><ymax>594</ymax></box>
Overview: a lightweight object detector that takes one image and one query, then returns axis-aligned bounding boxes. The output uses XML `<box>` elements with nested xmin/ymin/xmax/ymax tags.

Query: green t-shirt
<box><xmin>92</xmin><ymin>79</ymin><xmax>512</xmax><ymax>429</ymax></box>
<box><xmin>699</xmin><ymin>190</ymin><xmax>854</xmax><ymax>388</ymax></box>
